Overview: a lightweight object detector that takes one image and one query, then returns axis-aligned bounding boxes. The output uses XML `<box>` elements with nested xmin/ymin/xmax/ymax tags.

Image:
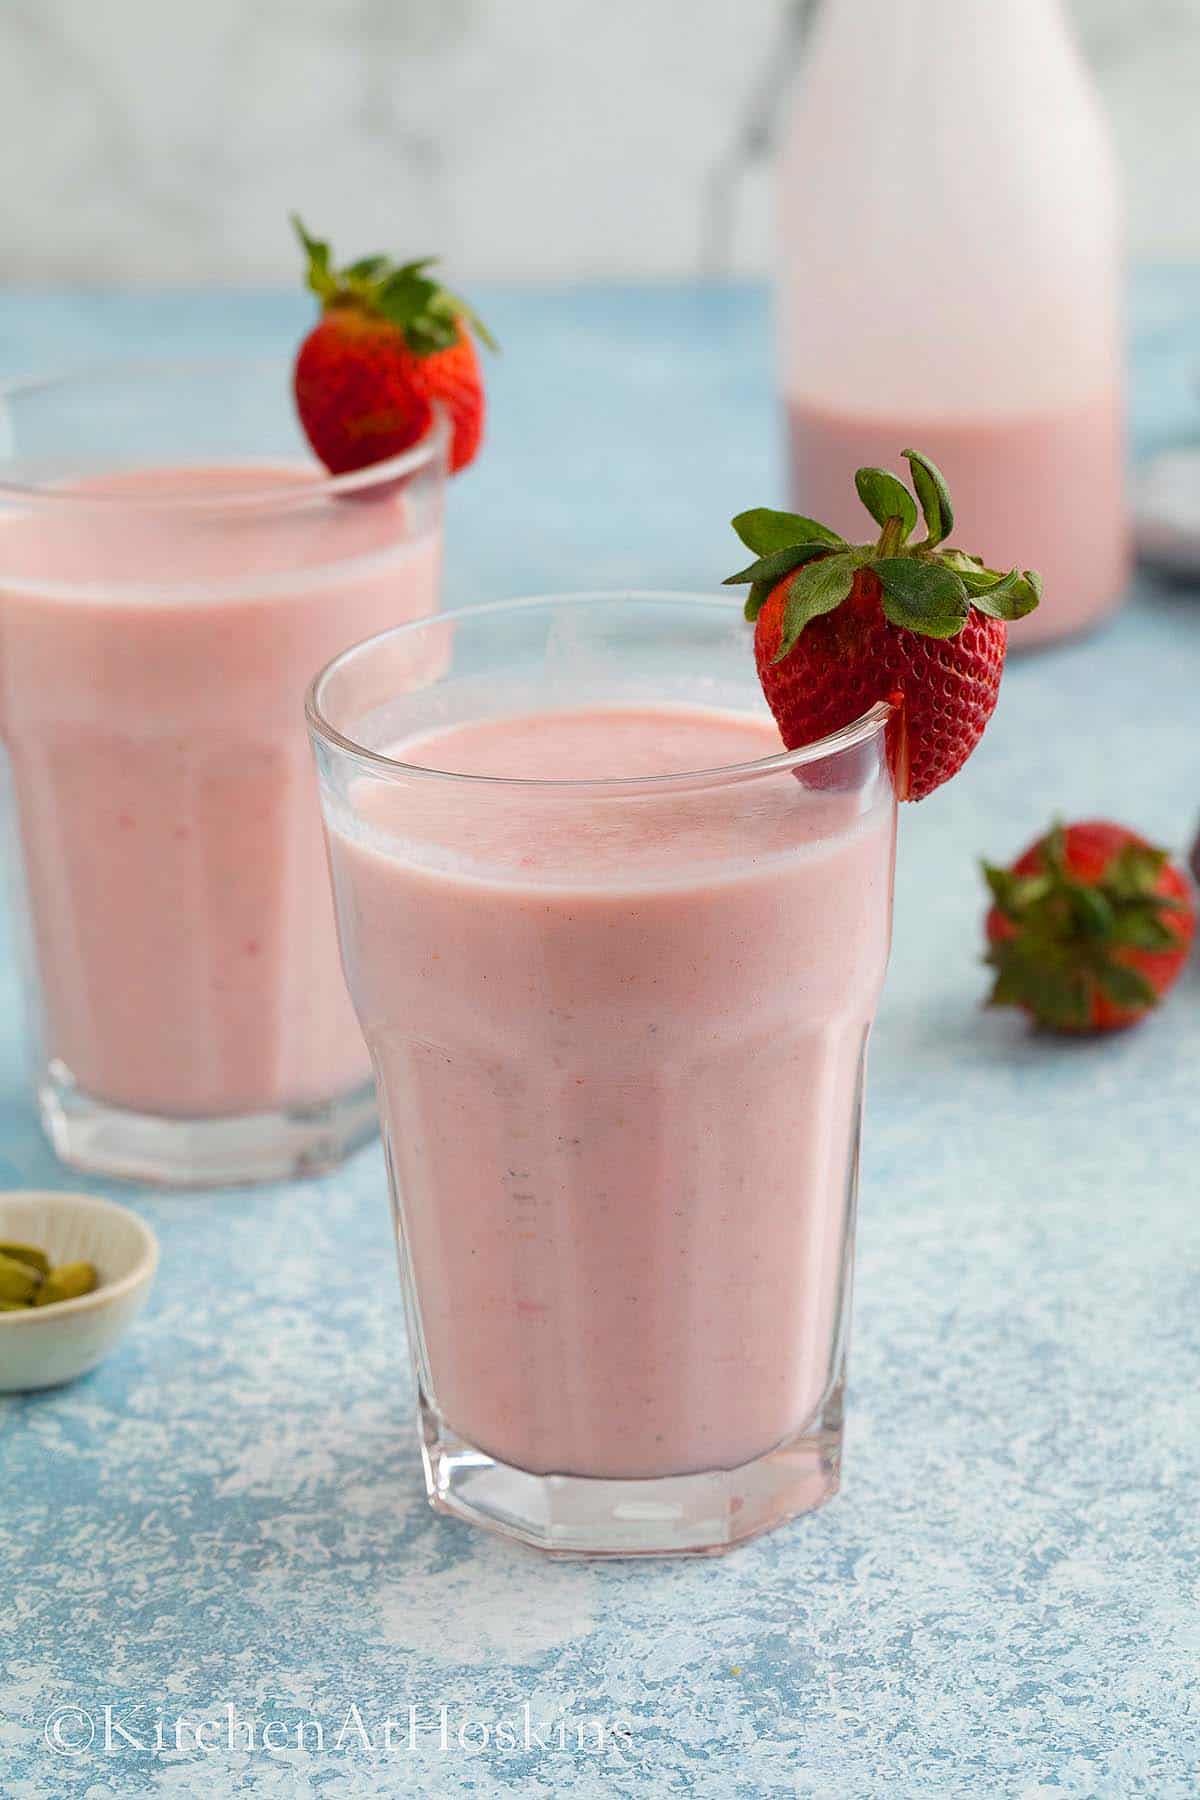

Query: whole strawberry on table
<box><xmin>983</xmin><ymin>822</ymin><xmax>1196</xmax><ymax>1032</ymax></box>
<box><xmin>725</xmin><ymin>448</ymin><xmax>1041</xmax><ymax>800</ymax></box>
<box><xmin>291</xmin><ymin>216</ymin><xmax>494</xmax><ymax>477</ymax></box>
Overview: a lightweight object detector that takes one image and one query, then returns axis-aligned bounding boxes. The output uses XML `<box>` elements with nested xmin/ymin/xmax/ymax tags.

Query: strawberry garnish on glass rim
<box><xmin>291</xmin><ymin>215</ymin><xmax>496</xmax><ymax>478</ymax></box>
<box><xmin>725</xmin><ymin>450</ymin><xmax>1042</xmax><ymax>800</ymax></box>
<box><xmin>983</xmin><ymin>821</ymin><xmax>1196</xmax><ymax>1032</ymax></box>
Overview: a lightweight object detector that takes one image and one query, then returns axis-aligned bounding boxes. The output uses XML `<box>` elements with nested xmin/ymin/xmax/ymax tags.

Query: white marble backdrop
<box><xmin>0</xmin><ymin>0</ymin><xmax>1197</xmax><ymax>283</ymax></box>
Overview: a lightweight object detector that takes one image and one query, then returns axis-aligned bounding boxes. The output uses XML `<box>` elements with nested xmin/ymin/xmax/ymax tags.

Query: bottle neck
<box><xmin>800</xmin><ymin>0</ymin><xmax>1099</xmax><ymax>133</ymax></box>
<box><xmin>810</xmin><ymin>0</ymin><xmax>1077</xmax><ymax>72</ymax></box>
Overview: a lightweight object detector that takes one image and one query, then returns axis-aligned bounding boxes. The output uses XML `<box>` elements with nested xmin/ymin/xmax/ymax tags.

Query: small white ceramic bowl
<box><xmin>0</xmin><ymin>1190</ymin><xmax>158</xmax><ymax>1393</ymax></box>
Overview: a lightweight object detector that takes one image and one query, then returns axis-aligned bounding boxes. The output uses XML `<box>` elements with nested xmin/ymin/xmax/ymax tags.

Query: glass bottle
<box><xmin>778</xmin><ymin>0</ymin><xmax>1128</xmax><ymax>647</ymax></box>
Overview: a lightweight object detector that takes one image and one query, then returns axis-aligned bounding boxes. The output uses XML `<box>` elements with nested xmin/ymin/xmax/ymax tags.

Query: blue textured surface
<box><xmin>2</xmin><ymin>275</ymin><xmax>1200</xmax><ymax>1799</ymax></box>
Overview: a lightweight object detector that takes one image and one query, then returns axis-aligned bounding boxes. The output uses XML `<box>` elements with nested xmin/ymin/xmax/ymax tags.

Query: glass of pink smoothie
<box><xmin>0</xmin><ymin>359</ymin><xmax>447</xmax><ymax>1185</ymax></box>
<box><xmin>308</xmin><ymin>594</ymin><xmax>897</xmax><ymax>1555</ymax></box>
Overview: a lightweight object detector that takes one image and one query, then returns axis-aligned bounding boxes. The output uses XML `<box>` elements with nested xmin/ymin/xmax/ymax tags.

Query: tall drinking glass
<box><xmin>0</xmin><ymin>359</ymin><xmax>447</xmax><ymax>1185</ymax></box>
<box><xmin>309</xmin><ymin>594</ymin><xmax>897</xmax><ymax>1555</ymax></box>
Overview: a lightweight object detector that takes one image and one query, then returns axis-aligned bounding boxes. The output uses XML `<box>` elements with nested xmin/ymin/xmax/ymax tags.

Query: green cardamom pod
<box><xmin>0</xmin><ymin>1252</ymin><xmax>41</xmax><ymax>1303</ymax></box>
<box><xmin>34</xmin><ymin>1261</ymin><xmax>98</xmax><ymax>1307</ymax></box>
<box><xmin>0</xmin><ymin>1242</ymin><xmax>51</xmax><ymax>1276</ymax></box>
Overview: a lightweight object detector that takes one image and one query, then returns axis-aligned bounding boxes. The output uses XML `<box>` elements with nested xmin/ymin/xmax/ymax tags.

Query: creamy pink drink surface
<box><xmin>787</xmin><ymin>393</ymin><xmax>1129</xmax><ymax>647</ymax></box>
<box><xmin>0</xmin><ymin>464</ymin><xmax>441</xmax><ymax>1116</ymax></box>
<box><xmin>328</xmin><ymin>703</ymin><xmax>896</xmax><ymax>1480</ymax></box>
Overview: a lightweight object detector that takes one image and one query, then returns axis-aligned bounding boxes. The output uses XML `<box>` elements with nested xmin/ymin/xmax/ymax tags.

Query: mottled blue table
<box><xmin>2</xmin><ymin>276</ymin><xmax>1200</xmax><ymax>1799</ymax></box>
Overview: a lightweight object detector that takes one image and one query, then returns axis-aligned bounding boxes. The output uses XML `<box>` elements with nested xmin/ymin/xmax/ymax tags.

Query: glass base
<box><xmin>38</xmin><ymin>1063</ymin><xmax>378</xmax><ymax>1187</ymax></box>
<box><xmin>418</xmin><ymin>1389</ymin><xmax>844</xmax><ymax>1558</ymax></box>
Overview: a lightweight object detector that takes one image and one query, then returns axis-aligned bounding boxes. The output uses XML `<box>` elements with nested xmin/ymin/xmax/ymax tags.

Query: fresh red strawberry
<box><xmin>291</xmin><ymin>216</ymin><xmax>495</xmax><ymax>477</ymax></box>
<box><xmin>725</xmin><ymin>451</ymin><xmax>1042</xmax><ymax>799</ymax></box>
<box><xmin>983</xmin><ymin>821</ymin><xmax>1195</xmax><ymax>1031</ymax></box>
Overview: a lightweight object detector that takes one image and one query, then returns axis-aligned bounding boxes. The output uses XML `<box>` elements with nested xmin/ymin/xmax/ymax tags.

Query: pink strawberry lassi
<box><xmin>0</xmin><ymin>417</ymin><xmax>445</xmax><ymax>1183</ymax></box>
<box><xmin>310</xmin><ymin>595</ymin><xmax>897</xmax><ymax>1553</ymax></box>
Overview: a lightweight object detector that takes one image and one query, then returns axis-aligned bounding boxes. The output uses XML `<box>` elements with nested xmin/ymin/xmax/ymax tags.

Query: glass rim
<box><xmin>0</xmin><ymin>354</ymin><xmax>451</xmax><ymax>510</ymax></box>
<box><xmin>305</xmin><ymin>591</ymin><xmax>893</xmax><ymax>794</ymax></box>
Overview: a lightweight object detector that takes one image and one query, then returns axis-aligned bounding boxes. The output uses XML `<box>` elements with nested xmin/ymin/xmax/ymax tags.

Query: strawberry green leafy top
<box><xmin>725</xmin><ymin>448</ymin><xmax>1041</xmax><ymax>662</ymax></box>
<box><xmin>984</xmin><ymin>826</ymin><xmax>1189</xmax><ymax>1028</ymax></box>
<box><xmin>292</xmin><ymin>215</ymin><xmax>496</xmax><ymax>358</ymax></box>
